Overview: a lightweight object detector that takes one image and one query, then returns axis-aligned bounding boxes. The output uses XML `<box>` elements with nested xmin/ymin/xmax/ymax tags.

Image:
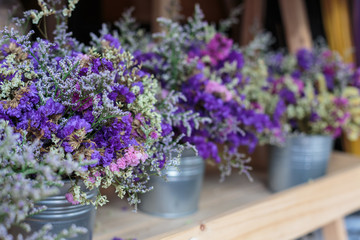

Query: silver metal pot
<box><xmin>26</xmin><ymin>181</ymin><xmax>97</xmax><ymax>240</ymax></box>
<box><xmin>138</xmin><ymin>148</ymin><xmax>205</xmax><ymax>218</ymax></box>
<box><xmin>268</xmin><ymin>135</ymin><xmax>333</xmax><ymax>192</ymax></box>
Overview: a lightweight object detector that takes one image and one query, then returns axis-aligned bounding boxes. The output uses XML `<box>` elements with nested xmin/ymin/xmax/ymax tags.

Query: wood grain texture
<box><xmin>94</xmin><ymin>171</ymin><xmax>266</xmax><ymax>240</ymax></box>
<box><xmin>240</xmin><ymin>0</ymin><xmax>265</xmax><ymax>45</ymax></box>
<box><xmin>278</xmin><ymin>0</ymin><xmax>312</xmax><ymax>53</ymax></box>
<box><xmin>151</xmin><ymin>0</ymin><xmax>168</xmax><ymax>33</ymax></box>
<box><xmin>151</xmin><ymin>0</ymin><xmax>180</xmax><ymax>33</ymax></box>
<box><xmin>93</xmin><ymin>152</ymin><xmax>360</xmax><ymax>240</ymax></box>
<box><xmin>323</xmin><ymin>218</ymin><xmax>348</xmax><ymax>240</ymax></box>
<box><xmin>147</xmin><ymin>152</ymin><xmax>360</xmax><ymax>240</ymax></box>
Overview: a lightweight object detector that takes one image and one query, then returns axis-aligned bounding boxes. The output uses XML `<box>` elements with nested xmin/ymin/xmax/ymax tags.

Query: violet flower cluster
<box><xmin>91</xmin><ymin>10</ymin><xmax>210</xmax><ymax>174</ymax></box>
<box><xmin>179</xmin><ymin>33</ymin><xmax>281</xmax><ymax>178</ymax></box>
<box><xmin>237</xmin><ymin>33</ymin><xmax>287</xmax><ymax>146</ymax></box>
<box><xmin>265</xmin><ymin>47</ymin><xmax>357</xmax><ymax>137</ymax></box>
<box><xmin>0</xmin><ymin>1</ymin><xmax>165</xmax><ymax>208</ymax></box>
<box><xmin>109</xmin><ymin>6</ymin><xmax>284</xmax><ymax>179</ymax></box>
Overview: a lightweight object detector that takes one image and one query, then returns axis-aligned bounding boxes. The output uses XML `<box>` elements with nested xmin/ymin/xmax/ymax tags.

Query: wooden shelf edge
<box><xmin>146</xmin><ymin>153</ymin><xmax>360</xmax><ymax>240</ymax></box>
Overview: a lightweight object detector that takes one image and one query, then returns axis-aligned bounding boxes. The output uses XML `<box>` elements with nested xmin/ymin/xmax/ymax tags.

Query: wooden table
<box><xmin>94</xmin><ymin>152</ymin><xmax>360</xmax><ymax>240</ymax></box>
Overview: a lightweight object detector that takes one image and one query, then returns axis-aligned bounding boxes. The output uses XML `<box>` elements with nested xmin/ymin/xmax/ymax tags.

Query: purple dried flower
<box><xmin>204</xmin><ymin>33</ymin><xmax>233</xmax><ymax>65</ymax></box>
<box><xmin>108</xmin><ymin>85</ymin><xmax>136</xmax><ymax>104</ymax></box>
<box><xmin>296</xmin><ymin>48</ymin><xmax>314</xmax><ymax>70</ymax></box>
<box><xmin>103</xmin><ymin>34</ymin><xmax>122</xmax><ymax>51</ymax></box>
<box><xmin>65</xmin><ymin>193</ymin><xmax>80</xmax><ymax>205</ymax></box>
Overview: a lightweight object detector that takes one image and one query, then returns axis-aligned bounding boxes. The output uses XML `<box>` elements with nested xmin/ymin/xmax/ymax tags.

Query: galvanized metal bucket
<box><xmin>25</xmin><ymin>181</ymin><xmax>97</xmax><ymax>240</ymax></box>
<box><xmin>139</xmin><ymin>148</ymin><xmax>205</xmax><ymax>218</ymax></box>
<box><xmin>268</xmin><ymin>135</ymin><xmax>333</xmax><ymax>192</ymax></box>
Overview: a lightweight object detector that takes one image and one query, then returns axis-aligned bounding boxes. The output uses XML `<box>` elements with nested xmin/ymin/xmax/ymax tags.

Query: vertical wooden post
<box><xmin>323</xmin><ymin>218</ymin><xmax>348</xmax><ymax>240</ymax></box>
<box><xmin>278</xmin><ymin>0</ymin><xmax>312</xmax><ymax>53</ymax></box>
<box><xmin>0</xmin><ymin>0</ymin><xmax>23</xmax><ymax>31</ymax></box>
<box><xmin>321</xmin><ymin>0</ymin><xmax>354</xmax><ymax>63</ymax></box>
<box><xmin>151</xmin><ymin>0</ymin><xmax>180</xmax><ymax>33</ymax></box>
<box><xmin>240</xmin><ymin>0</ymin><xmax>265</xmax><ymax>46</ymax></box>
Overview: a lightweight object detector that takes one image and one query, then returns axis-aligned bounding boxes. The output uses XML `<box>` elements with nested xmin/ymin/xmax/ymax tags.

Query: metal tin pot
<box><xmin>268</xmin><ymin>135</ymin><xmax>333</xmax><ymax>192</ymax></box>
<box><xmin>25</xmin><ymin>181</ymin><xmax>97</xmax><ymax>240</ymax></box>
<box><xmin>139</xmin><ymin>148</ymin><xmax>205</xmax><ymax>218</ymax></box>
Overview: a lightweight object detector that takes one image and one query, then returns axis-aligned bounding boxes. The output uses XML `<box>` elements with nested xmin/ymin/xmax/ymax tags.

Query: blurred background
<box><xmin>1</xmin><ymin>0</ymin><xmax>356</xmax><ymax>66</ymax></box>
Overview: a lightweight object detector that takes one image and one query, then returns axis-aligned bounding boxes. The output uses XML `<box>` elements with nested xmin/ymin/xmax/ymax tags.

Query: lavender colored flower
<box><xmin>0</xmin><ymin>0</ymin><xmax>165</xmax><ymax>211</ymax></box>
<box><xmin>0</xmin><ymin>120</ymin><xmax>86</xmax><ymax>239</ymax></box>
<box><xmin>203</xmin><ymin>33</ymin><xmax>233</xmax><ymax>65</ymax></box>
<box><xmin>99</xmin><ymin>6</ymin><xmax>286</xmax><ymax>180</ymax></box>
<box><xmin>108</xmin><ymin>85</ymin><xmax>136</xmax><ymax>104</ymax></box>
<box><xmin>296</xmin><ymin>48</ymin><xmax>314</xmax><ymax>71</ymax></box>
<box><xmin>103</xmin><ymin>34</ymin><xmax>121</xmax><ymax>49</ymax></box>
<box><xmin>266</xmin><ymin>46</ymin><xmax>355</xmax><ymax>137</ymax></box>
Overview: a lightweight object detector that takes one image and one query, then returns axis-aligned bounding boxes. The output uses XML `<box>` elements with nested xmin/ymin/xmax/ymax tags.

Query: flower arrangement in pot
<box><xmin>265</xmin><ymin>46</ymin><xmax>359</xmax><ymax>192</ymax></box>
<box><xmin>0</xmin><ymin>0</ymin><xmax>173</xmax><ymax>236</ymax></box>
<box><xmin>136</xmin><ymin>6</ymin><xmax>285</xmax><ymax>179</ymax></box>
<box><xmin>92</xmin><ymin>6</ymin><xmax>286</xmax><ymax>217</ymax></box>
<box><xmin>91</xmin><ymin>9</ymin><xmax>210</xmax><ymax>218</ymax></box>
<box><xmin>0</xmin><ymin>120</ymin><xmax>88</xmax><ymax>239</ymax></box>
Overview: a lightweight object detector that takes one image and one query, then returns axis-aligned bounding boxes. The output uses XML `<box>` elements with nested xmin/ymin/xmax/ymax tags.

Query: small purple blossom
<box><xmin>296</xmin><ymin>48</ymin><xmax>314</xmax><ymax>71</ymax></box>
<box><xmin>150</xmin><ymin>131</ymin><xmax>158</xmax><ymax>139</ymax></box>
<box><xmin>65</xmin><ymin>193</ymin><xmax>80</xmax><ymax>205</ymax></box>
<box><xmin>266</xmin><ymin>47</ymin><xmax>355</xmax><ymax>137</ymax></box>
<box><xmin>103</xmin><ymin>34</ymin><xmax>123</xmax><ymax>52</ymax></box>
<box><xmin>108</xmin><ymin>85</ymin><xmax>136</xmax><ymax>104</ymax></box>
<box><xmin>203</xmin><ymin>33</ymin><xmax>233</xmax><ymax>65</ymax></box>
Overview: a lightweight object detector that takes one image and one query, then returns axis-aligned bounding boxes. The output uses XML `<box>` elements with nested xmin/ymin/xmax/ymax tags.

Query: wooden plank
<box><xmin>93</xmin><ymin>152</ymin><xmax>360</xmax><ymax>240</ymax></box>
<box><xmin>0</xmin><ymin>0</ymin><xmax>23</xmax><ymax>31</ymax></box>
<box><xmin>0</xmin><ymin>8</ymin><xmax>10</xmax><ymax>30</ymax></box>
<box><xmin>240</xmin><ymin>0</ymin><xmax>265</xmax><ymax>45</ymax></box>
<box><xmin>151</xmin><ymin>0</ymin><xmax>180</xmax><ymax>33</ymax></box>
<box><xmin>278</xmin><ymin>0</ymin><xmax>312</xmax><ymax>53</ymax></box>
<box><xmin>146</xmin><ymin>153</ymin><xmax>360</xmax><ymax>240</ymax></box>
<box><xmin>94</xmin><ymin>172</ymin><xmax>268</xmax><ymax>240</ymax></box>
<box><xmin>323</xmin><ymin>218</ymin><xmax>348</xmax><ymax>240</ymax></box>
<box><xmin>327</xmin><ymin>152</ymin><xmax>360</xmax><ymax>172</ymax></box>
<box><xmin>151</xmin><ymin>0</ymin><xmax>168</xmax><ymax>33</ymax></box>
<box><xmin>320</xmin><ymin>0</ymin><xmax>354</xmax><ymax>63</ymax></box>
